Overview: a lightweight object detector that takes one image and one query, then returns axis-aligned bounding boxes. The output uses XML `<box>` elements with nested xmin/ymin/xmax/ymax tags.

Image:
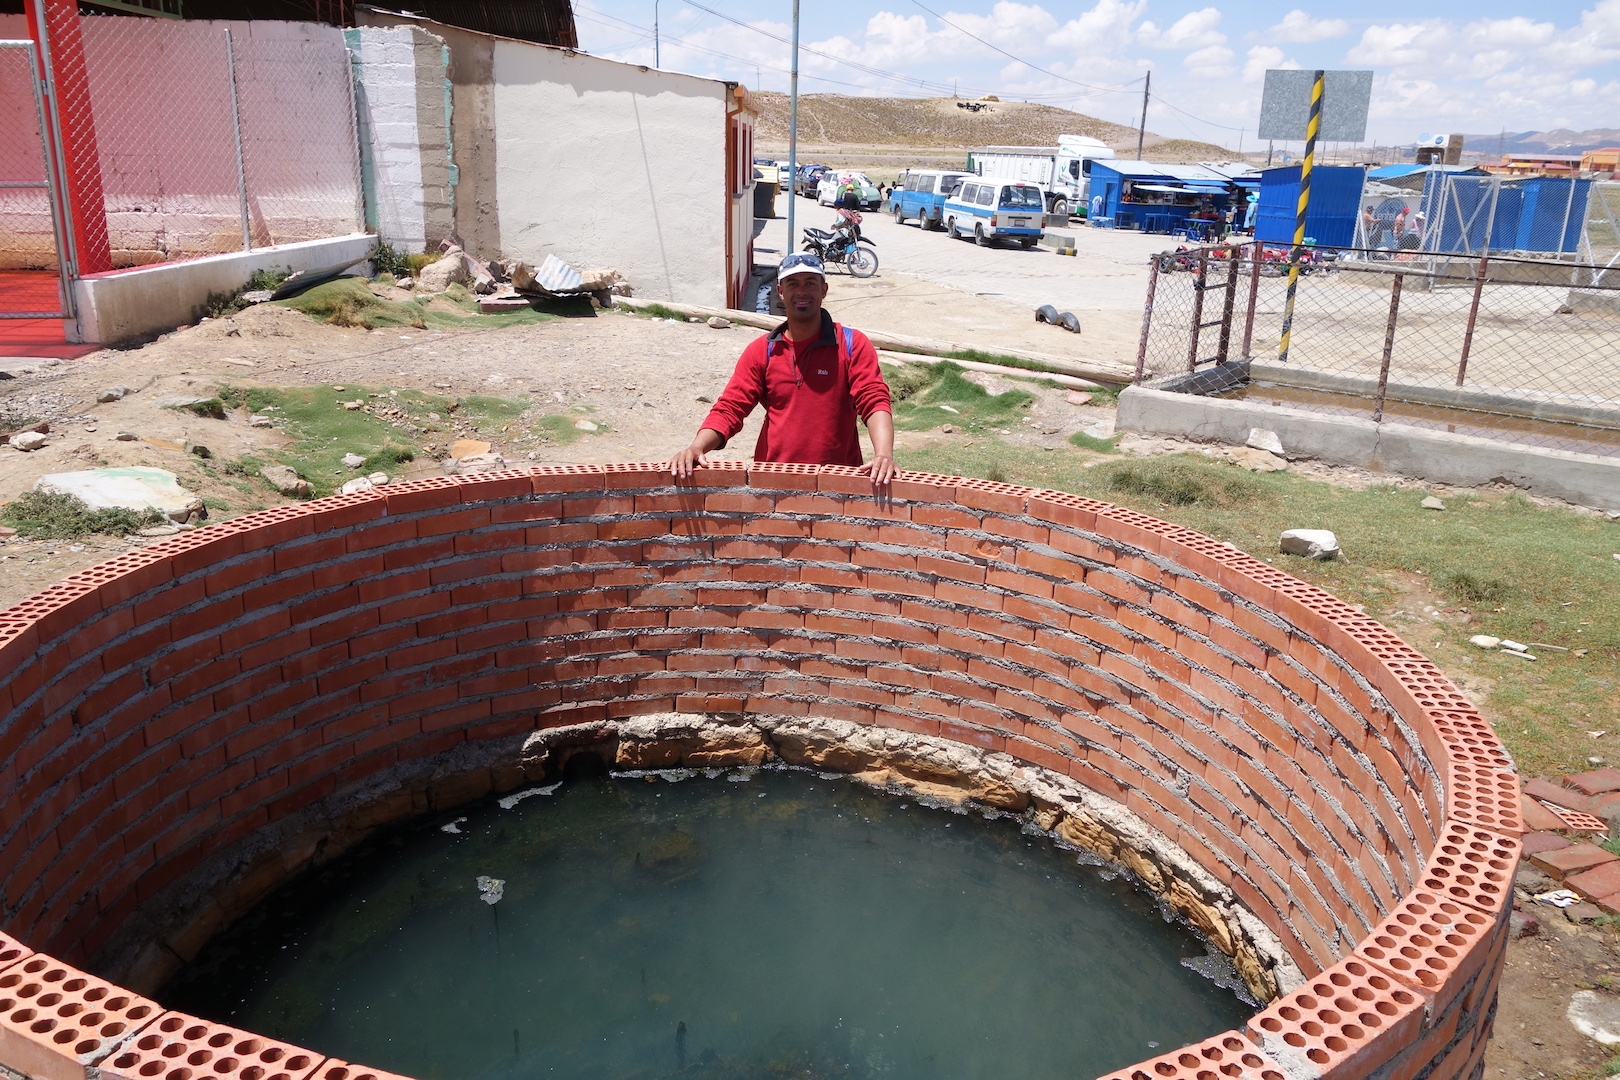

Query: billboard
<box><xmin>1257</xmin><ymin>70</ymin><xmax>1373</xmax><ymax>143</ymax></box>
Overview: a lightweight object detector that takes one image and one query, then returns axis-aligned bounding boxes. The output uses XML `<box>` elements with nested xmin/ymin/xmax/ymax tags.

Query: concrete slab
<box><xmin>1117</xmin><ymin>385</ymin><xmax>1620</xmax><ymax>511</ymax></box>
<box><xmin>70</xmin><ymin>234</ymin><xmax>375</xmax><ymax>345</ymax></box>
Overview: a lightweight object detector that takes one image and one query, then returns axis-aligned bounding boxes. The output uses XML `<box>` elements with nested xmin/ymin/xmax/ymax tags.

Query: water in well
<box><xmin>164</xmin><ymin>767</ymin><xmax>1255</xmax><ymax>1080</ymax></box>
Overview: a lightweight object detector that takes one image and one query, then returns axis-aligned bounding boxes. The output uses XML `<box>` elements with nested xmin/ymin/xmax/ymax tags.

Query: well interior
<box><xmin>0</xmin><ymin>461</ymin><xmax>1520</xmax><ymax>1080</ymax></box>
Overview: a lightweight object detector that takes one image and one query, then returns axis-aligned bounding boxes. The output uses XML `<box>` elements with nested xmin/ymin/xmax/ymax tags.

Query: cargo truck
<box><xmin>964</xmin><ymin>134</ymin><xmax>1117</xmax><ymax>217</ymax></box>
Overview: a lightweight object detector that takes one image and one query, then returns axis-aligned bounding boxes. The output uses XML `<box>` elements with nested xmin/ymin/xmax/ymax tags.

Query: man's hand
<box><xmin>860</xmin><ymin>410</ymin><xmax>896</xmax><ymax>490</ymax></box>
<box><xmin>858</xmin><ymin>453</ymin><xmax>896</xmax><ymax>489</ymax></box>
<box><xmin>668</xmin><ymin>429</ymin><xmax>724</xmax><ymax>482</ymax></box>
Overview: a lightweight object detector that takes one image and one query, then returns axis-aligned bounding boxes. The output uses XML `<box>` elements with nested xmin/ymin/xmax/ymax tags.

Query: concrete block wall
<box><xmin>0</xmin><ymin>463</ymin><xmax>1519</xmax><ymax>1080</ymax></box>
<box><xmin>346</xmin><ymin>26</ymin><xmax>456</xmax><ymax>254</ymax></box>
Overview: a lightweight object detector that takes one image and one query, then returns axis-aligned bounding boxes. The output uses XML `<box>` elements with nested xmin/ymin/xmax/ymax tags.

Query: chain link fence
<box><xmin>0</xmin><ymin>15</ymin><xmax>362</xmax><ymax>274</ymax></box>
<box><xmin>0</xmin><ymin>40</ymin><xmax>59</xmax><ymax>277</ymax></box>
<box><xmin>1136</xmin><ymin>242</ymin><xmax>1620</xmax><ymax>460</ymax></box>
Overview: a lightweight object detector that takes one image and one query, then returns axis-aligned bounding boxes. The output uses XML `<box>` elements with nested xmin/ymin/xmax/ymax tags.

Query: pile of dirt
<box><xmin>750</xmin><ymin>93</ymin><xmax>1140</xmax><ymax>150</ymax></box>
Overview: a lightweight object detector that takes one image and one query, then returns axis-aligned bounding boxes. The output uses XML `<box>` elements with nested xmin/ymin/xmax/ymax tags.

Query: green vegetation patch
<box><xmin>166</xmin><ymin>398</ymin><xmax>227</xmax><ymax>420</ymax></box>
<box><xmin>620</xmin><ymin>301</ymin><xmax>689</xmax><ymax>321</ymax></box>
<box><xmin>1</xmin><ymin>491</ymin><xmax>160</xmax><ymax>539</ymax></box>
<box><xmin>275</xmin><ymin>278</ymin><xmax>561</xmax><ymax>331</ymax></box>
<box><xmin>894</xmin><ymin>438</ymin><xmax>1620</xmax><ymax>777</ymax></box>
<box><xmin>883</xmin><ymin>360</ymin><xmax>1035</xmax><ymax>432</ymax></box>
<box><xmin>1103</xmin><ymin>455</ymin><xmax>1268</xmax><ymax>508</ymax></box>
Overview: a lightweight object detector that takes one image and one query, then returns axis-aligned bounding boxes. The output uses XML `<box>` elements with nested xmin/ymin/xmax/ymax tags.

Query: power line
<box><xmin>905</xmin><ymin>0</ymin><xmax>1142</xmax><ymax>99</ymax></box>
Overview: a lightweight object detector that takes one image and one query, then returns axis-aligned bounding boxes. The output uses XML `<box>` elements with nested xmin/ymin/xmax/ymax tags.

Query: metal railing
<box><xmin>1136</xmin><ymin>241</ymin><xmax>1620</xmax><ymax>459</ymax></box>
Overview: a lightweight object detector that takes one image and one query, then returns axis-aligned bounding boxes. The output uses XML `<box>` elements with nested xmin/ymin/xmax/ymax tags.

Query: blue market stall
<box><xmin>1088</xmin><ymin>161</ymin><xmax>1257</xmax><ymax>235</ymax></box>
<box><xmin>1254</xmin><ymin>165</ymin><xmax>1365</xmax><ymax>249</ymax></box>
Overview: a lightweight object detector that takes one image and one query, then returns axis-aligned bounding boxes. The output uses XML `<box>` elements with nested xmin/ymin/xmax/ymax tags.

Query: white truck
<box><xmin>964</xmin><ymin>135</ymin><xmax>1117</xmax><ymax>217</ymax></box>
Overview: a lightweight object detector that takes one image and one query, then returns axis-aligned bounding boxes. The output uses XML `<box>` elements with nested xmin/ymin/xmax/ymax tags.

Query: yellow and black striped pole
<box><xmin>1277</xmin><ymin>69</ymin><xmax>1324</xmax><ymax>365</ymax></box>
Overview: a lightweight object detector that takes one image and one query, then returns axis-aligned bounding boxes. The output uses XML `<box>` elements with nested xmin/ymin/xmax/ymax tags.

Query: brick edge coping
<box><xmin>0</xmin><ymin>462</ymin><xmax>1519</xmax><ymax>1080</ymax></box>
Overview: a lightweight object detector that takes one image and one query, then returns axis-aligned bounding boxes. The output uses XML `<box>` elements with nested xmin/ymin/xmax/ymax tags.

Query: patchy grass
<box><xmin>621</xmin><ymin>301</ymin><xmax>689</xmax><ymax>321</ymax></box>
<box><xmin>275</xmin><ymin>278</ymin><xmax>561</xmax><ymax>331</ymax></box>
<box><xmin>885</xmin><ymin>360</ymin><xmax>1035</xmax><ymax>433</ymax></box>
<box><xmin>1068</xmin><ymin>431</ymin><xmax>1120</xmax><ymax>454</ymax></box>
<box><xmin>1103</xmin><ymin>455</ymin><xmax>1268</xmax><ymax>508</ymax></box>
<box><xmin>894</xmin><ymin>439</ymin><xmax>1620</xmax><ymax>777</ymax></box>
<box><xmin>165</xmin><ymin>398</ymin><xmax>228</xmax><ymax>420</ymax></box>
<box><xmin>0</xmin><ymin>492</ymin><xmax>160</xmax><ymax>539</ymax></box>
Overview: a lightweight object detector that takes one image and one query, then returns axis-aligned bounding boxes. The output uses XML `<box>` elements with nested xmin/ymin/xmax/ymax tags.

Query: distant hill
<box><xmin>1462</xmin><ymin>129</ymin><xmax>1620</xmax><ymax>156</ymax></box>
<box><xmin>749</xmin><ymin>92</ymin><xmax>1232</xmax><ymax>162</ymax></box>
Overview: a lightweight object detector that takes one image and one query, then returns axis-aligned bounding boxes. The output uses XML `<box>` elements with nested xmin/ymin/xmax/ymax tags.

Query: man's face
<box><xmin>777</xmin><ymin>273</ymin><xmax>828</xmax><ymax>320</ymax></box>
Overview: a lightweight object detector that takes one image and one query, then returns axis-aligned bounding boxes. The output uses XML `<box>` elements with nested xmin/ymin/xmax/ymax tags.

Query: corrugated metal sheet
<box><xmin>1254</xmin><ymin>165</ymin><xmax>1364</xmax><ymax>248</ymax></box>
<box><xmin>159</xmin><ymin>0</ymin><xmax>577</xmax><ymax>47</ymax></box>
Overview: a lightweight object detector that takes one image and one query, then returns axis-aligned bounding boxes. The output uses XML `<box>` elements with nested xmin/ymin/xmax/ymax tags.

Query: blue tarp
<box><xmin>1419</xmin><ymin>175</ymin><xmax>1590</xmax><ymax>254</ymax></box>
<box><xmin>1255</xmin><ymin>165</ymin><xmax>1364</xmax><ymax>248</ymax></box>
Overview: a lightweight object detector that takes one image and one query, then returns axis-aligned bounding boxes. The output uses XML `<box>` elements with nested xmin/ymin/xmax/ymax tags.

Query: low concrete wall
<box><xmin>1118</xmin><ymin>384</ymin><xmax>1620</xmax><ymax>511</ymax></box>
<box><xmin>68</xmin><ymin>233</ymin><xmax>374</xmax><ymax>343</ymax></box>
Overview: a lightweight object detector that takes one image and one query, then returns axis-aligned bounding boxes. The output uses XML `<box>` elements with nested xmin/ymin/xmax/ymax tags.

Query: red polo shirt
<box><xmin>699</xmin><ymin>311</ymin><xmax>892</xmax><ymax>467</ymax></box>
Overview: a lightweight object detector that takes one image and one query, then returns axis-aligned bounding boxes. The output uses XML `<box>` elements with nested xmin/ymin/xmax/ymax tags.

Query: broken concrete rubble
<box><xmin>35</xmin><ymin>467</ymin><xmax>204</xmax><ymax>523</ymax></box>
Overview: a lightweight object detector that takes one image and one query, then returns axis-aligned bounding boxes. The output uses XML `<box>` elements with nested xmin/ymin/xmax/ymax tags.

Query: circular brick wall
<box><xmin>0</xmin><ymin>461</ymin><xmax>1519</xmax><ymax>1080</ymax></box>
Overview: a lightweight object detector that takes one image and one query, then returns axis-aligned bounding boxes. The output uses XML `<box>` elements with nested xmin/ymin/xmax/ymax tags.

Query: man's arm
<box><xmin>668</xmin><ymin>338</ymin><xmax>767</xmax><ymax>481</ymax></box>
<box><xmin>858</xmin><ymin>409</ymin><xmax>896</xmax><ymax>489</ymax></box>
<box><xmin>669</xmin><ymin>427</ymin><xmax>725</xmax><ymax>480</ymax></box>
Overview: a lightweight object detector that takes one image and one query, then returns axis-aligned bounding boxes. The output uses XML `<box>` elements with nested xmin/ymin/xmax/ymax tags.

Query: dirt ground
<box><xmin>0</xmin><ymin>284</ymin><xmax>1612</xmax><ymax>1079</ymax></box>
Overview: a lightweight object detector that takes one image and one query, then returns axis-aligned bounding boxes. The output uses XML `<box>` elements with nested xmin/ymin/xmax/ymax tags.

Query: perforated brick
<box><xmin>1099</xmin><ymin>1031</ymin><xmax>1288</xmax><ymax>1080</ymax></box>
<box><xmin>0</xmin><ymin>956</ymin><xmax>161</xmax><ymax>1080</ymax></box>
<box><xmin>1353</xmin><ymin>888</ymin><xmax>1500</xmax><ymax>1014</ymax></box>
<box><xmin>1418</xmin><ymin>822</ymin><xmax>1519</xmax><ymax>914</ymax></box>
<box><xmin>100</xmin><ymin>1013</ymin><xmax>325</xmax><ymax>1080</ymax></box>
<box><xmin>0</xmin><ymin>930</ymin><xmax>33</xmax><ymax>971</ymax></box>
<box><xmin>1246</xmin><ymin>958</ymin><xmax>1426</xmax><ymax>1080</ymax></box>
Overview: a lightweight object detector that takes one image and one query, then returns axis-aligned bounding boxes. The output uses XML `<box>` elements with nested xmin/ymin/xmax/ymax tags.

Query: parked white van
<box><xmin>941</xmin><ymin>180</ymin><xmax>1045</xmax><ymax>247</ymax></box>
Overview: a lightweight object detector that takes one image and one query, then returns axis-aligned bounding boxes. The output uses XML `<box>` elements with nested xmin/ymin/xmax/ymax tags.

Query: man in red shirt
<box><xmin>668</xmin><ymin>253</ymin><xmax>895</xmax><ymax>488</ymax></box>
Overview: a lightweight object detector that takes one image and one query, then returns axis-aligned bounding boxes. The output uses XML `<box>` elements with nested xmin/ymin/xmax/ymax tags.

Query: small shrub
<box><xmin>1437</xmin><ymin>569</ymin><xmax>1514</xmax><ymax>606</ymax></box>
<box><xmin>200</xmin><ymin>290</ymin><xmax>246</xmax><ymax>320</ymax></box>
<box><xmin>405</xmin><ymin>252</ymin><xmax>440</xmax><ymax>275</ymax></box>
<box><xmin>984</xmin><ymin>461</ymin><xmax>1009</xmax><ymax>483</ymax></box>
<box><xmin>245</xmin><ymin>267</ymin><xmax>288</xmax><ymax>292</ymax></box>
<box><xmin>1</xmin><ymin>492</ymin><xmax>159</xmax><ymax>539</ymax></box>
<box><xmin>370</xmin><ymin>243</ymin><xmax>411</xmax><ymax>279</ymax></box>
<box><xmin>1104</xmin><ymin>456</ymin><xmax>1267</xmax><ymax>508</ymax></box>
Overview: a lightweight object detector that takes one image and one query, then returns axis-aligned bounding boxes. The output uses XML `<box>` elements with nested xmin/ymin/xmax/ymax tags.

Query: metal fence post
<box><xmin>1215</xmin><ymin>252</ymin><xmax>1238</xmax><ymax>363</ymax></box>
<box><xmin>1186</xmin><ymin>250</ymin><xmax>1208</xmax><ymax>374</ymax></box>
<box><xmin>1134</xmin><ymin>255</ymin><xmax>1160</xmax><ymax>385</ymax></box>
<box><xmin>1456</xmin><ymin>254</ymin><xmax>1488</xmax><ymax>387</ymax></box>
<box><xmin>1372</xmin><ymin>273</ymin><xmax>1403</xmax><ymax>424</ymax></box>
<box><xmin>1240</xmin><ymin>239</ymin><xmax>1262</xmax><ymax>358</ymax></box>
<box><xmin>224</xmin><ymin>28</ymin><xmax>250</xmax><ymax>252</ymax></box>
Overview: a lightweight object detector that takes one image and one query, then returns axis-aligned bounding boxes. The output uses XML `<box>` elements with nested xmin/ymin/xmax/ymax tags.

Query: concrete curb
<box><xmin>1117</xmin><ymin>385</ymin><xmax>1620</xmax><ymax>511</ymax></box>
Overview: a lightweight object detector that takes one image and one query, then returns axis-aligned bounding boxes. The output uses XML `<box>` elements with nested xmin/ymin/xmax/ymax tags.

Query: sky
<box><xmin>572</xmin><ymin>0</ymin><xmax>1620</xmax><ymax>150</ymax></box>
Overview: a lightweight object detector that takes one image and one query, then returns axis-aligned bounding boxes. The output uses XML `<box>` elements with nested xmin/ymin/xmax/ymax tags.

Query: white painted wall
<box><xmin>491</xmin><ymin>43</ymin><xmax>728</xmax><ymax>307</ymax></box>
<box><xmin>347</xmin><ymin>25</ymin><xmax>454</xmax><ymax>253</ymax></box>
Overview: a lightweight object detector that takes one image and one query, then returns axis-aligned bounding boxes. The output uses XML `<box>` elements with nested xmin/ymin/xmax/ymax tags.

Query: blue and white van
<box><xmin>891</xmin><ymin>169</ymin><xmax>970</xmax><ymax>231</ymax></box>
<box><xmin>941</xmin><ymin>180</ymin><xmax>1045</xmax><ymax>248</ymax></box>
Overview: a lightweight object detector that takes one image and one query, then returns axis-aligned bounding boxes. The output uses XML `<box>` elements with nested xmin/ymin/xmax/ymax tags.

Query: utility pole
<box><xmin>1135</xmin><ymin>71</ymin><xmax>1149</xmax><ymax>160</ymax></box>
<box><xmin>653</xmin><ymin>0</ymin><xmax>660</xmax><ymax>67</ymax></box>
<box><xmin>786</xmin><ymin>0</ymin><xmax>800</xmax><ymax>255</ymax></box>
<box><xmin>1278</xmin><ymin>70</ymin><xmax>1325</xmax><ymax>367</ymax></box>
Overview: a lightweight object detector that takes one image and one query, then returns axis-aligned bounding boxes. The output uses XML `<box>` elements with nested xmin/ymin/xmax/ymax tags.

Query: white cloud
<box><xmin>1048</xmin><ymin>0</ymin><xmax>1148</xmax><ymax>56</ymax></box>
<box><xmin>1184</xmin><ymin>44</ymin><xmax>1235</xmax><ymax>78</ymax></box>
<box><xmin>1137</xmin><ymin>7</ymin><xmax>1225</xmax><ymax>50</ymax></box>
<box><xmin>1242</xmin><ymin>45</ymin><xmax>1298</xmax><ymax>83</ymax></box>
<box><xmin>1346</xmin><ymin>22</ymin><xmax>1434</xmax><ymax>67</ymax></box>
<box><xmin>1257</xmin><ymin>10</ymin><xmax>1348</xmax><ymax>44</ymax></box>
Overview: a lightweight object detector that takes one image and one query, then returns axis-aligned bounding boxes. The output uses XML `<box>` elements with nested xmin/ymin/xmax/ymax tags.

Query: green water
<box><xmin>164</xmin><ymin>768</ymin><xmax>1254</xmax><ymax>1080</ymax></box>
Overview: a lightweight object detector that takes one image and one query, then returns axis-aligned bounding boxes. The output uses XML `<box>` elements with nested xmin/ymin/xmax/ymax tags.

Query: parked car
<box><xmin>891</xmin><ymin>168</ymin><xmax>970</xmax><ymax>230</ymax></box>
<box><xmin>941</xmin><ymin>179</ymin><xmax>1045</xmax><ymax>248</ymax></box>
<box><xmin>795</xmin><ymin>164</ymin><xmax>829</xmax><ymax>197</ymax></box>
<box><xmin>816</xmin><ymin>171</ymin><xmax>881</xmax><ymax>210</ymax></box>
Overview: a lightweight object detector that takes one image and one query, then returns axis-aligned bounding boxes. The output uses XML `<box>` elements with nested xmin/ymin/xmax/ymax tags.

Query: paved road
<box><xmin>757</xmin><ymin>191</ymin><xmax>1170</xmax><ymax>316</ymax></box>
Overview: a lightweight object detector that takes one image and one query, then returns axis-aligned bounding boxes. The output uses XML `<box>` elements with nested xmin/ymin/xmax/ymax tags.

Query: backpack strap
<box><xmin>839</xmin><ymin>324</ymin><xmax>853</xmax><ymax>367</ymax></box>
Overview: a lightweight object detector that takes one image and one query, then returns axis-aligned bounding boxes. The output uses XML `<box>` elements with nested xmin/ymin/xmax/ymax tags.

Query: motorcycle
<box><xmin>801</xmin><ymin>225</ymin><xmax>879</xmax><ymax>278</ymax></box>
